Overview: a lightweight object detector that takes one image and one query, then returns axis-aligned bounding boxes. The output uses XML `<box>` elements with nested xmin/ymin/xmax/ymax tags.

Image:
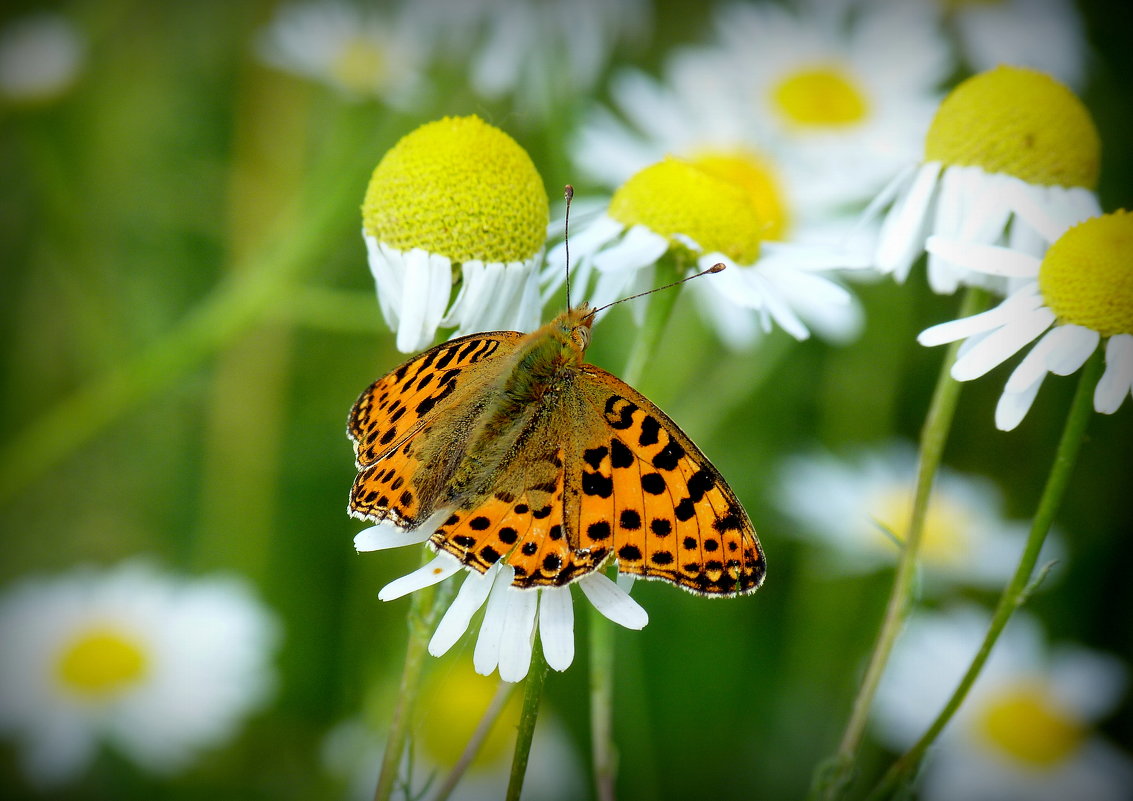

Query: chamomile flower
<box><xmin>0</xmin><ymin>562</ymin><xmax>280</xmax><ymax>788</ymax></box>
<box><xmin>363</xmin><ymin>116</ymin><xmax>549</xmax><ymax>353</ymax></box>
<box><xmin>0</xmin><ymin>12</ymin><xmax>85</xmax><ymax>102</ymax></box>
<box><xmin>919</xmin><ymin>210</ymin><xmax>1133</xmax><ymax>430</ymax></box>
<box><xmin>256</xmin><ymin>1</ymin><xmax>426</xmax><ymax>105</ymax></box>
<box><xmin>776</xmin><ymin>442</ymin><xmax>1060</xmax><ymax>589</ymax></box>
<box><xmin>874</xmin><ymin>606</ymin><xmax>1133</xmax><ymax>801</ymax></box>
<box><xmin>549</xmin><ymin>157</ymin><xmax>863</xmax><ymax>346</ymax></box>
<box><xmin>693</xmin><ymin>0</ymin><xmax>950</xmax><ymax>209</ymax></box>
<box><xmin>943</xmin><ymin>0</ymin><xmax>1088</xmax><ymax>90</ymax></box>
<box><xmin>871</xmin><ymin>66</ymin><xmax>1101</xmax><ymax>293</ymax></box>
<box><xmin>355</xmin><ymin>521</ymin><xmax>647</xmax><ymax>683</ymax></box>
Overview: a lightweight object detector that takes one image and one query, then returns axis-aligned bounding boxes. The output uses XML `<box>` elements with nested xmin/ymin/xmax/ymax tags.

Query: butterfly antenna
<box><xmin>563</xmin><ymin>184</ymin><xmax>574</xmax><ymax>311</ymax></box>
<box><xmin>582</xmin><ymin>263</ymin><xmax>727</xmax><ymax>322</ymax></box>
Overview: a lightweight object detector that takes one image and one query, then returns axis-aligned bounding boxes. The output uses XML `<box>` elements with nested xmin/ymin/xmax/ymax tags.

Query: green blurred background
<box><xmin>2</xmin><ymin>1</ymin><xmax>1131</xmax><ymax>799</ymax></box>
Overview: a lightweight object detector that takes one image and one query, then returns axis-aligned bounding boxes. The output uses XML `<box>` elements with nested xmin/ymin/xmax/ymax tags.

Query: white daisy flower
<box><xmin>869</xmin><ymin>66</ymin><xmax>1101</xmax><ymax>294</ymax></box>
<box><xmin>944</xmin><ymin>0</ymin><xmax>1089</xmax><ymax>91</ymax></box>
<box><xmin>255</xmin><ymin>1</ymin><xmax>427</xmax><ymax>106</ymax></box>
<box><xmin>0</xmin><ymin>561</ymin><xmax>280</xmax><ymax>788</ymax></box>
<box><xmin>548</xmin><ymin>157</ymin><xmax>865</xmax><ymax>347</ymax></box>
<box><xmin>0</xmin><ymin>12</ymin><xmax>85</xmax><ymax>102</ymax></box>
<box><xmin>362</xmin><ymin>115</ymin><xmax>548</xmax><ymax>353</ymax></box>
<box><xmin>355</xmin><ymin>521</ymin><xmax>647</xmax><ymax>683</ymax></box>
<box><xmin>775</xmin><ymin>442</ymin><xmax>1061</xmax><ymax>589</ymax></box>
<box><xmin>403</xmin><ymin>0</ymin><xmax>650</xmax><ymax>117</ymax></box>
<box><xmin>919</xmin><ymin>209</ymin><xmax>1133</xmax><ymax>430</ymax></box>
<box><xmin>691</xmin><ymin>0</ymin><xmax>950</xmax><ymax>210</ymax></box>
<box><xmin>874</xmin><ymin>606</ymin><xmax>1133</xmax><ymax>801</ymax></box>
<box><xmin>322</xmin><ymin>665</ymin><xmax>583</xmax><ymax>801</ymax></box>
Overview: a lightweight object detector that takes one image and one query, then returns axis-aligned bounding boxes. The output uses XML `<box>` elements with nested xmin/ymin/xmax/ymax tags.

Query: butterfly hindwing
<box><xmin>347</xmin><ymin>331</ymin><xmax>524</xmax><ymax>526</ymax></box>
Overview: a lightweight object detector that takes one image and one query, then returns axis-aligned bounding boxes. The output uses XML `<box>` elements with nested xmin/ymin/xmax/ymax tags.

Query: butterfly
<box><xmin>346</xmin><ymin>300</ymin><xmax>765</xmax><ymax>597</ymax></box>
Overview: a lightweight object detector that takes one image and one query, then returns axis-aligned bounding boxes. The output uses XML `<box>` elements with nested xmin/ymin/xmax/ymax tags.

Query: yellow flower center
<box><xmin>874</xmin><ymin>488</ymin><xmax>973</xmax><ymax>567</ymax></box>
<box><xmin>924</xmin><ymin>66</ymin><xmax>1100</xmax><ymax>189</ymax></box>
<box><xmin>362</xmin><ymin>115</ymin><xmax>549</xmax><ymax>264</ymax></box>
<box><xmin>691</xmin><ymin>151</ymin><xmax>791</xmax><ymax>241</ymax></box>
<box><xmin>1039</xmin><ymin>211</ymin><xmax>1133</xmax><ymax>337</ymax></box>
<box><xmin>418</xmin><ymin>666</ymin><xmax>521</xmax><ymax>769</ymax></box>
<box><xmin>56</xmin><ymin>627</ymin><xmax>149</xmax><ymax>698</ymax></box>
<box><xmin>329</xmin><ymin>35</ymin><xmax>387</xmax><ymax>93</ymax></box>
<box><xmin>977</xmin><ymin>683</ymin><xmax>1085</xmax><ymax>766</ymax></box>
<box><xmin>608</xmin><ymin>157</ymin><xmax>762</xmax><ymax>263</ymax></box>
<box><xmin>771</xmin><ymin>66</ymin><xmax>869</xmax><ymax>128</ymax></box>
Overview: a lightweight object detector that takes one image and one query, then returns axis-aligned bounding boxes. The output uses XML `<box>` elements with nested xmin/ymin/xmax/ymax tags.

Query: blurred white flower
<box><xmin>945</xmin><ymin>0</ymin><xmax>1088</xmax><ymax>90</ymax></box>
<box><xmin>775</xmin><ymin>442</ymin><xmax>1060</xmax><ymax>589</ymax></box>
<box><xmin>875</xmin><ymin>606</ymin><xmax>1133</xmax><ymax>801</ymax></box>
<box><xmin>0</xmin><ymin>12</ymin><xmax>85</xmax><ymax>102</ymax></box>
<box><xmin>256</xmin><ymin>1</ymin><xmax>427</xmax><ymax>106</ymax></box>
<box><xmin>0</xmin><ymin>561</ymin><xmax>281</xmax><ymax>788</ymax></box>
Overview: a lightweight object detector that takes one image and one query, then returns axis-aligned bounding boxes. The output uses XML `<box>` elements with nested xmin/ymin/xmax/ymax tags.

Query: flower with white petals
<box><xmin>776</xmin><ymin>442</ymin><xmax>1060</xmax><ymax>589</ymax></box>
<box><xmin>919</xmin><ymin>210</ymin><xmax>1133</xmax><ymax>430</ymax></box>
<box><xmin>869</xmin><ymin>66</ymin><xmax>1101</xmax><ymax>294</ymax></box>
<box><xmin>362</xmin><ymin>116</ymin><xmax>548</xmax><ymax>353</ymax></box>
<box><xmin>0</xmin><ymin>12</ymin><xmax>84</xmax><ymax>102</ymax></box>
<box><xmin>0</xmin><ymin>562</ymin><xmax>280</xmax><ymax>788</ymax></box>
<box><xmin>943</xmin><ymin>0</ymin><xmax>1088</xmax><ymax>90</ymax></box>
<box><xmin>875</xmin><ymin>606</ymin><xmax>1133</xmax><ymax>801</ymax></box>
<box><xmin>256</xmin><ymin>1</ymin><xmax>427</xmax><ymax>105</ymax></box>
<box><xmin>688</xmin><ymin>0</ymin><xmax>949</xmax><ymax>209</ymax></box>
<box><xmin>548</xmin><ymin>157</ymin><xmax>865</xmax><ymax>348</ymax></box>
<box><xmin>355</xmin><ymin>520</ymin><xmax>647</xmax><ymax>683</ymax></box>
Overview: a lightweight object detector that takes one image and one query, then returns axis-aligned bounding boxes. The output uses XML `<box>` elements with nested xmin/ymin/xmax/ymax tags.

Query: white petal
<box><xmin>353</xmin><ymin>522</ymin><xmax>431</xmax><ymax>553</ymax></box>
<box><xmin>951</xmin><ymin>306</ymin><xmax>1055</xmax><ymax>381</ymax></box>
<box><xmin>442</xmin><ymin>260</ymin><xmax>499</xmax><ymax>328</ymax></box>
<box><xmin>875</xmin><ymin>161</ymin><xmax>940</xmax><ymax>280</ymax></box>
<box><xmin>497</xmin><ymin>589</ymin><xmax>538</xmax><ymax>683</ymax></box>
<box><xmin>365</xmin><ymin>234</ymin><xmax>402</xmax><ymax>326</ymax></box>
<box><xmin>1095</xmin><ymin>334</ymin><xmax>1133</xmax><ymax>414</ymax></box>
<box><xmin>1047</xmin><ymin>324</ymin><xmax>1099</xmax><ymax>376</ymax></box>
<box><xmin>538</xmin><ymin>586</ymin><xmax>575</xmax><ymax>672</ymax></box>
<box><xmin>593</xmin><ymin>225</ymin><xmax>670</xmax><ymax>273</ymax></box>
<box><xmin>395</xmin><ymin>249</ymin><xmax>451</xmax><ymax>353</ymax></box>
<box><xmin>377</xmin><ymin>552</ymin><xmax>463</xmax><ymax>602</ymax></box>
<box><xmin>995</xmin><ymin>379</ymin><xmax>1045</xmax><ymax>431</ymax></box>
<box><xmin>924</xmin><ymin>237</ymin><xmax>1041</xmax><ymax>278</ymax></box>
<box><xmin>917</xmin><ymin>285</ymin><xmax>1044</xmax><ymax>346</ymax></box>
<box><xmin>577</xmin><ymin>572</ymin><xmax>648</xmax><ymax>630</ymax></box>
<box><xmin>616</xmin><ymin>572</ymin><xmax>636</xmax><ymax>593</ymax></box>
<box><xmin>855</xmin><ymin>162</ymin><xmax>917</xmax><ymax>233</ymax></box>
<box><xmin>472</xmin><ymin>565</ymin><xmax>515</xmax><ymax>676</ymax></box>
<box><xmin>428</xmin><ymin>567</ymin><xmax>496</xmax><ymax>657</ymax></box>
<box><xmin>1003</xmin><ymin>326</ymin><xmax>1077</xmax><ymax>393</ymax></box>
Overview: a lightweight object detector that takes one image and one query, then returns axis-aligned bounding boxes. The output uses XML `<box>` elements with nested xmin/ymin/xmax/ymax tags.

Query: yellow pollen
<box><xmin>874</xmin><ymin>488</ymin><xmax>972</xmax><ymax>567</ymax></box>
<box><xmin>1039</xmin><ymin>211</ymin><xmax>1133</xmax><ymax>337</ymax></box>
<box><xmin>977</xmin><ymin>683</ymin><xmax>1085</xmax><ymax>766</ymax></box>
<box><xmin>691</xmin><ymin>151</ymin><xmax>791</xmax><ymax>241</ymax></box>
<box><xmin>771</xmin><ymin>66</ymin><xmax>869</xmax><ymax>128</ymax></box>
<box><xmin>608</xmin><ymin>157</ymin><xmax>762</xmax><ymax>263</ymax></box>
<box><xmin>362</xmin><ymin>115</ymin><xmax>549</xmax><ymax>264</ymax></box>
<box><xmin>330</xmin><ymin>36</ymin><xmax>387</xmax><ymax>93</ymax></box>
<box><xmin>56</xmin><ymin>627</ymin><xmax>149</xmax><ymax>698</ymax></box>
<box><xmin>419</xmin><ymin>666</ymin><xmax>521</xmax><ymax>768</ymax></box>
<box><xmin>924</xmin><ymin>66</ymin><xmax>1100</xmax><ymax>189</ymax></box>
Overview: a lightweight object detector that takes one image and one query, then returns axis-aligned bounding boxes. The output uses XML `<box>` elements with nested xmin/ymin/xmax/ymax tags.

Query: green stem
<box><xmin>430</xmin><ymin>680</ymin><xmax>518</xmax><ymax>801</ymax></box>
<box><xmin>812</xmin><ymin>287</ymin><xmax>987</xmax><ymax>801</ymax></box>
<box><xmin>867</xmin><ymin>348</ymin><xmax>1104</xmax><ymax>801</ymax></box>
<box><xmin>505</xmin><ymin>639</ymin><xmax>549</xmax><ymax>801</ymax></box>
<box><xmin>373</xmin><ymin>561</ymin><xmax>451</xmax><ymax>801</ymax></box>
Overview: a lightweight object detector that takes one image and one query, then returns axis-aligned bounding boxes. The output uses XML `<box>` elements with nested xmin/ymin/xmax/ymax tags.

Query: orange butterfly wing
<box><xmin>347</xmin><ymin>331</ymin><xmax>524</xmax><ymax>527</ymax></box>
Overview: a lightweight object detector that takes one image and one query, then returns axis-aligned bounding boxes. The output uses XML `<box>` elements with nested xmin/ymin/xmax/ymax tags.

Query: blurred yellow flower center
<box><xmin>608</xmin><ymin>157</ymin><xmax>762</xmax><ymax>263</ymax></box>
<box><xmin>418</xmin><ymin>668</ymin><xmax>520</xmax><ymax>769</ymax></box>
<box><xmin>771</xmin><ymin>66</ymin><xmax>869</xmax><ymax>128</ymax></box>
<box><xmin>924</xmin><ymin>66</ymin><xmax>1100</xmax><ymax>189</ymax></box>
<box><xmin>330</xmin><ymin>36</ymin><xmax>386</xmax><ymax>93</ymax></box>
<box><xmin>977</xmin><ymin>683</ymin><xmax>1085</xmax><ymax>766</ymax></box>
<box><xmin>691</xmin><ymin>151</ymin><xmax>791</xmax><ymax>241</ymax></box>
<box><xmin>874</xmin><ymin>488</ymin><xmax>971</xmax><ymax>567</ymax></box>
<box><xmin>362</xmin><ymin>115</ymin><xmax>549</xmax><ymax>264</ymax></box>
<box><xmin>1039</xmin><ymin>211</ymin><xmax>1133</xmax><ymax>336</ymax></box>
<box><xmin>56</xmin><ymin>627</ymin><xmax>148</xmax><ymax>697</ymax></box>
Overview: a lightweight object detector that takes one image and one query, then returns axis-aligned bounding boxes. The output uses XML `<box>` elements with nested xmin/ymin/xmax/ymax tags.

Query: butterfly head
<box><xmin>561</xmin><ymin>305</ymin><xmax>595</xmax><ymax>356</ymax></box>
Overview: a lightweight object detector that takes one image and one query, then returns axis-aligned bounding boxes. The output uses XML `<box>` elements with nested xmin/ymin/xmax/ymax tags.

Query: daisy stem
<box><xmin>866</xmin><ymin>348</ymin><xmax>1104</xmax><ymax>801</ymax></box>
<box><xmin>373</xmin><ymin>556</ymin><xmax>451</xmax><ymax>801</ymax></box>
<box><xmin>505</xmin><ymin>637</ymin><xmax>549</xmax><ymax>801</ymax></box>
<box><xmin>813</xmin><ymin>286</ymin><xmax>988</xmax><ymax>801</ymax></box>
<box><xmin>431</xmin><ymin>679</ymin><xmax>518</xmax><ymax>801</ymax></box>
